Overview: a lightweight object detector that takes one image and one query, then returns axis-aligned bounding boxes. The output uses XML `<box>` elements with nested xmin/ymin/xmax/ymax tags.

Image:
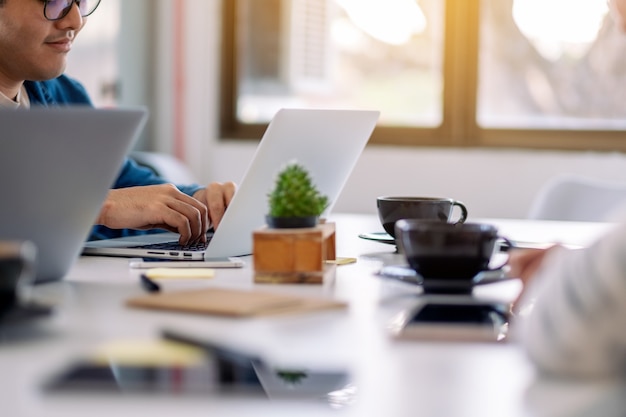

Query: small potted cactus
<box><xmin>266</xmin><ymin>161</ymin><xmax>329</xmax><ymax>228</ymax></box>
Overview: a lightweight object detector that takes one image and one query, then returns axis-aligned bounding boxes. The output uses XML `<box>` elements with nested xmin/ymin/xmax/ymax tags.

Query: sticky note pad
<box><xmin>90</xmin><ymin>339</ymin><xmax>206</xmax><ymax>366</ymax></box>
<box><xmin>144</xmin><ymin>268</ymin><xmax>216</xmax><ymax>280</ymax></box>
<box><xmin>325</xmin><ymin>257</ymin><xmax>357</xmax><ymax>265</ymax></box>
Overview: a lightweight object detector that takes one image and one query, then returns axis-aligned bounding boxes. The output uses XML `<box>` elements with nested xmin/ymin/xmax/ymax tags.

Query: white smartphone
<box><xmin>389</xmin><ymin>298</ymin><xmax>510</xmax><ymax>343</ymax></box>
<box><xmin>129</xmin><ymin>257</ymin><xmax>245</xmax><ymax>269</ymax></box>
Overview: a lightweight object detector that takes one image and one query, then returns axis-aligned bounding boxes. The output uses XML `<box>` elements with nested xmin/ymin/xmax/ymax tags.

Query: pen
<box><xmin>140</xmin><ymin>273</ymin><xmax>161</xmax><ymax>293</ymax></box>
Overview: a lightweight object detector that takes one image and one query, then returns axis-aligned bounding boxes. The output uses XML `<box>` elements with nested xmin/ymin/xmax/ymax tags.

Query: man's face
<box><xmin>0</xmin><ymin>0</ymin><xmax>85</xmax><ymax>84</ymax></box>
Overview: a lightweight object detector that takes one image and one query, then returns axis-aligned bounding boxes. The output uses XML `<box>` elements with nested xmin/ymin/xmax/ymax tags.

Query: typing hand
<box><xmin>96</xmin><ymin>184</ymin><xmax>209</xmax><ymax>245</ymax></box>
<box><xmin>192</xmin><ymin>181</ymin><xmax>237</xmax><ymax>230</ymax></box>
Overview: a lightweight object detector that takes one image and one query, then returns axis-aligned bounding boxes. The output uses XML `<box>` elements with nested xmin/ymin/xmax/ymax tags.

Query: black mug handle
<box><xmin>451</xmin><ymin>200</ymin><xmax>468</xmax><ymax>224</ymax></box>
<box><xmin>473</xmin><ymin>236</ymin><xmax>513</xmax><ymax>285</ymax></box>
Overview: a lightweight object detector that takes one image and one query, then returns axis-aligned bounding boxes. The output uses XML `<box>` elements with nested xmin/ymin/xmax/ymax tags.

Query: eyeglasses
<box><xmin>43</xmin><ymin>0</ymin><xmax>102</xmax><ymax>21</ymax></box>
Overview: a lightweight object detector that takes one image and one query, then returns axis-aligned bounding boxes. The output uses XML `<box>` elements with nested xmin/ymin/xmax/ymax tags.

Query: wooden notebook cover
<box><xmin>126</xmin><ymin>288</ymin><xmax>347</xmax><ymax>317</ymax></box>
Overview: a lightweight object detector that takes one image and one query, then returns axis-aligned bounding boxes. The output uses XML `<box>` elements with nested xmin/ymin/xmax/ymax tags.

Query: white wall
<box><xmin>148</xmin><ymin>1</ymin><xmax>626</xmax><ymax>220</ymax></box>
<box><xmin>208</xmin><ymin>144</ymin><xmax>626</xmax><ymax>219</ymax></box>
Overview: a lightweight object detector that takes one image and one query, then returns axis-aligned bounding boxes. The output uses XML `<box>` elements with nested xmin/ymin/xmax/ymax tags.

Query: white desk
<box><xmin>1</xmin><ymin>214</ymin><xmax>623</xmax><ymax>417</ymax></box>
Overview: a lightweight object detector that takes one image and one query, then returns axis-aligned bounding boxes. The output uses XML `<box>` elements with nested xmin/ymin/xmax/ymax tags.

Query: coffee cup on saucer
<box><xmin>0</xmin><ymin>241</ymin><xmax>37</xmax><ymax>314</ymax></box>
<box><xmin>394</xmin><ymin>219</ymin><xmax>509</xmax><ymax>294</ymax></box>
<box><xmin>377</xmin><ymin>196</ymin><xmax>468</xmax><ymax>238</ymax></box>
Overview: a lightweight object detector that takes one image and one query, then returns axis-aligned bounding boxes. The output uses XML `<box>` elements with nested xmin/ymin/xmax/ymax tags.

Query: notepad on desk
<box><xmin>126</xmin><ymin>288</ymin><xmax>347</xmax><ymax>317</ymax></box>
<box><xmin>144</xmin><ymin>268</ymin><xmax>216</xmax><ymax>280</ymax></box>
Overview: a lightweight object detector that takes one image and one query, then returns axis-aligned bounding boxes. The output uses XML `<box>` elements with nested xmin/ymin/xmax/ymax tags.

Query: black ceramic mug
<box><xmin>0</xmin><ymin>241</ymin><xmax>37</xmax><ymax>314</ymax></box>
<box><xmin>377</xmin><ymin>196</ymin><xmax>468</xmax><ymax>238</ymax></box>
<box><xmin>394</xmin><ymin>220</ymin><xmax>509</xmax><ymax>294</ymax></box>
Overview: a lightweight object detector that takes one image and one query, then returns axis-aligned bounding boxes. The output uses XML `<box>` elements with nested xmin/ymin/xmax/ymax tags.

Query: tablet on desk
<box><xmin>43</xmin><ymin>337</ymin><xmax>352</xmax><ymax>403</ymax></box>
<box><xmin>129</xmin><ymin>257</ymin><xmax>244</xmax><ymax>269</ymax></box>
<box><xmin>43</xmin><ymin>339</ymin><xmax>265</xmax><ymax>397</ymax></box>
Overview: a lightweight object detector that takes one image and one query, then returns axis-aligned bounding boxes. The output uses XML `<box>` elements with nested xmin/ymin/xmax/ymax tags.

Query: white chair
<box><xmin>527</xmin><ymin>174</ymin><xmax>626</xmax><ymax>222</ymax></box>
<box><xmin>130</xmin><ymin>151</ymin><xmax>198</xmax><ymax>184</ymax></box>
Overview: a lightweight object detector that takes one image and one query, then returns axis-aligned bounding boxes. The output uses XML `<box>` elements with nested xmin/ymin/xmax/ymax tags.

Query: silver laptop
<box><xmin>0</xmin><ymin>107</ymin><xmax>147</xmax><ymax>283</ymax></box>
<box><xmin>83</xmin><ymin>108</ymin><xmax>380</xmax><ymax>260</ymax></box>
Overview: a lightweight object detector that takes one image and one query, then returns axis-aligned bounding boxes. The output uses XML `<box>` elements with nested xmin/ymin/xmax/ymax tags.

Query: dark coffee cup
<box><xmin>0</xmin><ymin>241</ymin><xmax>37</xmax><ymax>314</ymax></box>
<box><xmin>394</xmin><ymin>220</ymin><xmax>507</xmax><ymax>294</ymax></box>
<box><xmin>377</xmin><ymin>196</ymin><xmax>468</xmax><ymax>237</ymax></box>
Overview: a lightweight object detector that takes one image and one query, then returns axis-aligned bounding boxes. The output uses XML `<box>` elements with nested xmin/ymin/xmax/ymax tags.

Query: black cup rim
<box><xmin>377</xmin><ymin>196</ymin><xmax>455</xmax><ymax>203</ymax></box>
<box><xmin>395</xmin><ymin>219</ymin><xmax>497</xmax><ymax>235</ymax></box>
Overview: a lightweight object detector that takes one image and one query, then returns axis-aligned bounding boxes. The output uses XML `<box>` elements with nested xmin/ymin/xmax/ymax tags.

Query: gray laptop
<box><xmin>83</xmin><ymin>108</ymin><xmax>380</xmax><ymax>260</ymax></box>
<box><xmin>0</xmin><ymin>107</ymin><xmax>147</xmax><ymax>283</ymax></box>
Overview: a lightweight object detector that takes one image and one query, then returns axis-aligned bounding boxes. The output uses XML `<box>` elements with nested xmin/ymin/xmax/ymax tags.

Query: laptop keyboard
<box><xmin>128</xmin><ymin>231</ymin><xmax>214</xmax><ymax>252</ymax></box>
<box><xmin>131</xmin><ymin>240</ymin><xmax>210</xmax><ymax>252</ymax></box>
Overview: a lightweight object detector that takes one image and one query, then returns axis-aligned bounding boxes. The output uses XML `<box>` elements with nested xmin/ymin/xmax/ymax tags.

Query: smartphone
<box><xmin>389</xmin><ymin>298</ymin><xmax>510</xmax><ymax>343</ymax></box>
<box><xmin>129</xmin><ymin>257</ymin><xmax>244</xmax><ymax>269</ymax></box>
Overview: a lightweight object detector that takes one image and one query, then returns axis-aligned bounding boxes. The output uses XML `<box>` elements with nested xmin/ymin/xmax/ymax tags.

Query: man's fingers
<box><xmin>205</xmin><ymin>182</ymin><xmax>237</xmax><ymax>229</ymax></box>
<box><xmin>165</xmin><ymin>199</ymin><xmax>208</xmax><ymax>244</ymax></box>
<box><xmin>98</xmin><ymin>184</ymin><xmax>219</xmax><ymax>245</ymax></box>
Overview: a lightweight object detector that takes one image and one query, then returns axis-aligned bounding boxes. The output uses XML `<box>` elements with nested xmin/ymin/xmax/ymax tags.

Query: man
<box><xmin>510</xmin><ymin>0</ymin><xmax>626</xmax><ymax>378</ymax></box>
<box><xmin>0</xmin><ymin>0</ymin><xmax>236</xmax><ymax>245</ymax></box>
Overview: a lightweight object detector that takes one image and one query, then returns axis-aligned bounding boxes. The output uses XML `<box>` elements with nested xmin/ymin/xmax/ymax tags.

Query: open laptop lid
<box><xmin>204</xmin><ymin>108</ymin><xmax>379</xmax><ymax>258</ymax></box>
<box><xmin>83</xmin><ymin>108</ymin><xmax>379</xmax><ymax>259</ymax></box>
<box><xmin>0</xmin><ymin>107</ymin><xmax>147</xmax><ymax>283</ymax></box>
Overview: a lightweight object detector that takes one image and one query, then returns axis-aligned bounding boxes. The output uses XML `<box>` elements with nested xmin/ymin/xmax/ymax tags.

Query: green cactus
<box><xmin>268</xmin><ymin>162</ymin><xmax>329</xmax><ymax>218</ymax></box>
<box><xmin>276</xmin><ymin>370</ymin><xmax>308</xmax><ymax>386</ymax></box>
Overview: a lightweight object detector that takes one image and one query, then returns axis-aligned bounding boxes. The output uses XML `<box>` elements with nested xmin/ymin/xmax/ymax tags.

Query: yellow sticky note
<box><xmin>144</xmin><ymin>268</ymin><xmax>216</xmax><ymax>280</ymax></box>
<box><xmin>325</xmin><ymin>257</ymin><xmax>357</xmax><ymax>265</ymax></box>
<box><xmin>90</xmin><ymin>339</ymin><xmax>205</xmax><ymax>367</ymax></box>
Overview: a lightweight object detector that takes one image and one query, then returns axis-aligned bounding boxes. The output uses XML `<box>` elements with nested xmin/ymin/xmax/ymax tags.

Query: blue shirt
<box><xmin>24</xmin><ymin>76</ymin><xmax>203</xmax><ymax>240</ymax></box>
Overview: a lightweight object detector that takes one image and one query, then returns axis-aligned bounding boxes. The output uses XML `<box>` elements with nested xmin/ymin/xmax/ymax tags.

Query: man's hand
<box><xmin>192</xmin><ymin>181</ymin><xmax>237</xmax><ymax>230</ymax></box>
<box><xmin>507</xmin><ymin>246</ymin><xmax>560</xmax><ymax>286</ymax></box>
<box><xmin>97</xmin><ymin>184</ymin><xmax>210</xmax><ymax>245</ymax></box>
<box><xmin>507</xmin><ymin>245</ymin><xmax>561</xmax><ymax>313</ymax></box>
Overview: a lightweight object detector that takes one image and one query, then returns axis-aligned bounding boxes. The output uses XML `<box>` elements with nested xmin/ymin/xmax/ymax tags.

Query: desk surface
<box><xmin>1</xmin><ymin>214</ymin><xmax>623</xmax><ymax>417</ymax></box>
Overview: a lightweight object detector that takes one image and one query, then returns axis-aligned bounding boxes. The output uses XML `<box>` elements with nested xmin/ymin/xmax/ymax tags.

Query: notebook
<box><xmin>83</xmin><ymin>108</ymin><xmax>380</xmax><ymax>260</ymax></box>
<box><xmin>0</xmin><ymin>107</ymin><xmax>147</xmax><ymax>283</ymax></box>
<box><xmin>126</xmin><ymin>287</ymin><xmax>347</xmax><ymax>317</ymax></box>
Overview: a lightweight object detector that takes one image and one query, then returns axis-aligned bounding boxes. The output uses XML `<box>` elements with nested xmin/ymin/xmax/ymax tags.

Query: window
<box><xmin>222</xmin><ymin>0</ymin><xmax>626</xmax><ymax>151</ymax></box>
<box><xmin>65</xmin><ymin>0</ymin><xmax>120</xmax><ymax>107</ymax></box>
<box><xmin>478</xmin><ymin>0</ymin><xmax>626</xmax><ymax>150</ymax></box>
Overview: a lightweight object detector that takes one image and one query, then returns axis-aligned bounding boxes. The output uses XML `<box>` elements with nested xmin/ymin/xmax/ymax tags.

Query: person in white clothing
<box><xmin>511</xmin><ymin>232</ymin><xmax>626</xmax><ymax>377</ymax></box>
<box><xmin>510</xmin><ymin>0</ymin><xmax>626</xmax><ymax>378</ymax></box>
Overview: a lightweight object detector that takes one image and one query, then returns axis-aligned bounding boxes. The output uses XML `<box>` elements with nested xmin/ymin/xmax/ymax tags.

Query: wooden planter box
<box><xmin>253</xmin><ymin>222</ymin><xmax>336</xmax><ymax>284</ymax></box>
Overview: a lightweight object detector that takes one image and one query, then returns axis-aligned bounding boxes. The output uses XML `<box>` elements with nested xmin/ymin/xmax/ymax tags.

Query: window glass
<box><xmin>236</xmin><ymin>0</ymin><xmax>444</xmax><ymax>127</ymax></box>
<box><xmin>65</xmin><ymin>0</ymin><xmax>120</xmax><ymax>107</ymax></box>
<box><xmin>478</xmin><ymin>0</ymin><xmax>626</xmax><ymax>130</ymax></box>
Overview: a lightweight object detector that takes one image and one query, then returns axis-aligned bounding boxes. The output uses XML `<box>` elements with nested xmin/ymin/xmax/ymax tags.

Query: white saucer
<box><xmin>358</xmin><ymin>232</ymin><xmax>395</xmax><ymax>245</ymax></box>
<box><xmin>377</xmin><ymin>265</ymin><xmax>513</xmax><ymax>289</ymax></box>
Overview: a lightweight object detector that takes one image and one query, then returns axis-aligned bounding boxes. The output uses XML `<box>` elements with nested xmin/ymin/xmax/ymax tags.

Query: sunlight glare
<box><xmin>513</xmin><ymin>0</ymin><xmax>608</xmax><ymax>59</ymax></box>
<box><xmin>333</xmin><ymin>0</ymin><xmax>426</xmax><ymax>45</ymax></box>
